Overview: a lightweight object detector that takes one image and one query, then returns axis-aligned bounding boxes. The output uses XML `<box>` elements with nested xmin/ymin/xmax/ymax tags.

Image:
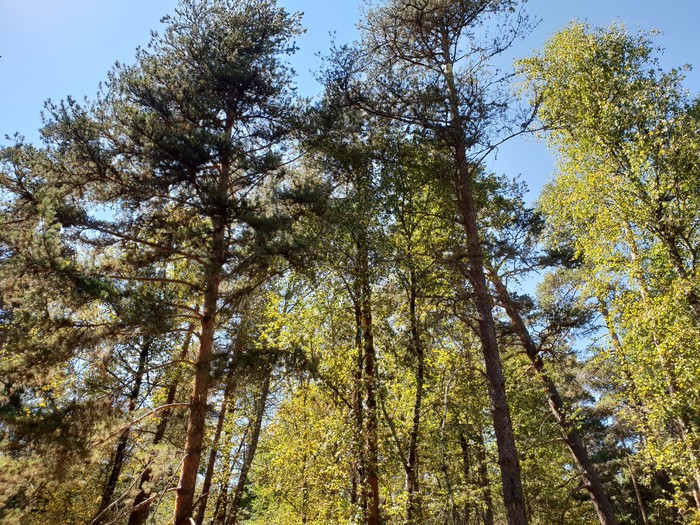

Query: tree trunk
<box><xmin>128</xmin><ymin>322</ymin><xmax>196</xmax><ymax>525</ymax></box>
<box><xmin>457</xmin><ymin>428</ymin><xmax>471</xmax><ymax>525</ymax></box>
<box><xmin>476</xmin><ymin>432</ymin><xmax>495</xmax><ymax>525</ymax></box>
<box><xmin>194</xmin><ymin>357</ymin><xmax>239</xmax><ymax>525</ymax></box>
<box><xmin>90</xmin><ymin>340</ymin><xmax>150</xmax><ymax>525</ymax></box>
<box><xmin>438</xmin><ymin>32</ymin><xmax>527</xmax><ymax>523</ymax></box>
<box><xmin>173</xmin><ymin>214</ymin><xmax>226</xmax><ymax>525</ymax></box>
<box><xmin>351</xmin><ymin>281</ymin><xmax>365</xmax><ymax>520</ymax></box>
<box><xmin>226</xmin><ymin>370</ymin><xmax>272</xmax><ymax>525</ymax></box>
<box><xmin>488</xmin><ymin>269</ymin><xmax>618</xmax><ymax>525</ymax></box>
<box><xmin>406</xmin><ymin>268</ymin><xmax>423</xmax><ymax>525</ymax></box>
<box><xmin>212</xmin><ymin>422</ymin><xmax>250</xmax><ymax>525</ymax></box>
<box><xmin>627</xmin><ymin>459</ymin><xmax>649</xmax><ymax>525</ymax></box>
<box><xmin>359</xmin><ymin>235</ymin><xmax>381</xmax><ymax>525</ymax></box>
<box><xmin>452</xmin><ymin>162</ymin><xmax>527</xmax><ymax>525</ymax></box>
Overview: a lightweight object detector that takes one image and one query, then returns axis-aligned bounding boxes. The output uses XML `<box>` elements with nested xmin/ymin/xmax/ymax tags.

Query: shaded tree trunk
<box><xmin>476</xmin><ymin>432</ymin><xmax>495</xmax><ymax>525</ymax></box>
<box><xmin>211</xmin><ymin>423</ymin><xmax>250</xmax><ymax>525</ymax></box>
<box><xmin>451</xmin><ymin>157</ymin><xmax>527</xmax><ymax>525</ymax></box>
<box><xmin>226</xmin><ymin>370</ymin><xmax>272</xmax><ymax>525</ymax></box>
<box><xmin>90</xmin><ymin>340</ymin><xmax>150</xmax><ymax>525</ymax></box>
<box><xmin>627</xmin><ymin>459</ymin><xmax>650</xmax><ymax>525</ymax></box>
<box><xmin>351</xmin><ymin>278</ymin><xmax>365</xmax><ymax>519</ymax></box>
<box><xmin>457</xmin><ymin>428</ymin><xmax>472</xmax><ymax>525</ymax></box>
<box><xmin>406</xmin><ymin>268</ymin><xmax>423</xmax><ymax>525</ymax></box>
<box><xmin>437</xmin><ymin>32</ymin><xmax>527</xmax><ymax>521</ymax></box>
<box><xmin>128</xmin><ymin>322</ymin><xmax>195</xmax><ymax>525</ymax></box>
<box><xmin>194</xmin><ymin>346</ymin><xmax>240</xmax><ymax>525</ymax></box>
<box><xmin>358</xmin><ymin>234</ymin><xmax>381</xmax><ymax>525</ymax></box>
<box><xmin>488</xmin><ymin>268</ymin><xmax>617</xmax><ymax>525</ymax></box>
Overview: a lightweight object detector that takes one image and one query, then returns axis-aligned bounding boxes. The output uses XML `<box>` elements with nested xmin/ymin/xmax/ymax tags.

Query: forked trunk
<box><xmin>488</xmin><ymin>268</ymin><xmax>618</xmax><ymax>525</ymax></box>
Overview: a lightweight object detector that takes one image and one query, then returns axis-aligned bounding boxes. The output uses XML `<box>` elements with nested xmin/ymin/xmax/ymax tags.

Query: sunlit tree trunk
<box><xmin>488</xmin><ymin>268</ymin><xmax>618</xmax><ymax>525</ymax></box>
<box><xmin>174</xmin><ymin>195</ymin><xmax>227</xmax><ymax>525</ymax></box>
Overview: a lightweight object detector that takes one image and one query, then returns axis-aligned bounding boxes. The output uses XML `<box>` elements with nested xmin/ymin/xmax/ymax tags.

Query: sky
<box><xmin>1</xmin><ymin>0</ymin><xmax>698</xmax><ymax>199</ymax></box>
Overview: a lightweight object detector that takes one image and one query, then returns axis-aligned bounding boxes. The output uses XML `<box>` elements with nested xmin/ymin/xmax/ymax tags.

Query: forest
<box><xmin>1</xmin><ymin>0</ymin><xmax>699</xmax><ymax>524</ymax></box>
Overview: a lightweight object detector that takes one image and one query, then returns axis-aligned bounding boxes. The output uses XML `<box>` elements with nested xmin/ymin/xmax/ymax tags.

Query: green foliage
<box><xmin>3</xmin><ymin>2</ymin><xmax>700</xmax><ymax>525</ymax></box>
<box><xmin>522</xmin><ymin>20</ymin><xmax>700</xmax><ymax>522</ymax></box>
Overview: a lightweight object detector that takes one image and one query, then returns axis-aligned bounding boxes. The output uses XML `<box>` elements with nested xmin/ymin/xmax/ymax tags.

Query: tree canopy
<box><xmin>1</xmin><ymin>2</ymin><xmax>699</xmax><ymax>525</ymax></box>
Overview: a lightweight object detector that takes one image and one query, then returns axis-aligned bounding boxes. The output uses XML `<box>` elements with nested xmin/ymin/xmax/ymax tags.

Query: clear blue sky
<box><xmin>1</xmin><ymin>0</ymin><xmax>698</xmax><ymax>197</ymax></box>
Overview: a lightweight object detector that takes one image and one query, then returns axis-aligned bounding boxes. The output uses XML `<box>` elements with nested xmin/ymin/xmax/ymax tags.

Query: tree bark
<box><xmin>128</xmin><ymin>322</ymin><xmax>195</xmax><ymax>525</ymax></box>
<box><xmin>452</xmin><ymin>161</ymin><xmax>527</xmax><ymax>525</ymax></box>
<box><xmin>173</xmin><ymin>211</ymin><xmax>227</xmax><ymax>525</ymax></box>
<box><xmin>437</xmin><ymin>28</ymin><xmax>527</xmax><ymax>523</ymax></box>
<box><xmin>351</xmin><ymin>278</ymin><xmax>365</xmax><ymax>519</ymax></box>
<box><xmin>487</xmin><ymin>268</ymin><xmax>618</xmax><ymax>525</ymax></box>
<box><xmin>226</xmin><ymin>370</ymin><xmax>271</xmax><ymax>525</ymax></box>
<box><xmin>405</xmin><ymin>268</ymin><xmax>423</xmax><ymax>525</ymax></box>
<box><xmin>358</xmin><ymin>234</ymin><xmax>381</xmax><ymax>525</ymax></box>
<box><xmin>476</xmin><ymin>432</ymin><xmax>495</xmax><ymax>525</ymax></box>
<box><xmin>90</xmin><ymin>340</ymin><xmax>150</xmax><ymax>525</ymax></box>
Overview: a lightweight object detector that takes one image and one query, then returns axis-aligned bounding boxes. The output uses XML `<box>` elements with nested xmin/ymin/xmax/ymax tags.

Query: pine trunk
<box><xmin>488</xmin><ymin>269</ymin><xmax>618</xmax><ymax>525</ymax></box>
<box><xmin>173</xmin><ymin>215</ymin><xmax>226</xmax><ymax>525</ymax></box>
<box><xmin>439</xmin><ymin>34</ymin><xmax>528</xmax><ymax>523</ymax></box>
<box><xmin>90</xmin><ymin>340</ymin><xmax>149</xmax><ymax>525</ymax></box>
<box><xmin>226</xmin><ymin>371</ymin><xmax>271</xmax><ymax>525</ymax></box>
<box><xmin>405</xmin><ymin>269</ymin><xmax>423</xmax><ymax>525</ymax></box>
<box><xmin>453</xmin><ymin>160</ymin><xmax>527</xmax><ymax>525</ymax></box>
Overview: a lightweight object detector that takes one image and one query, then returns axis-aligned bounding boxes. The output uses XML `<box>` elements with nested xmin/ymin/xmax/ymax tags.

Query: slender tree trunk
<box><xmin>488</xmin><ymin>269</ymin><xmax>618</xmax><ymax>525</ymax></box>
<box><xmin>174</xmin><ymin>212</ymin><xmax>227</xmax><ymax>525</ymax></box>
<box><xmin>226</xmin><ymin>370</ymin><xmax>272</xmax><ymax>525</ymax></box>
<box><xmin>476</xmin><ymin>433</ymin><xmax>495</xmax><ymax>525</ymax></box>
<box><xmin>439</xmin><ymin>388</ymin><xmax>459</xmax><ymax>525</ymax></box>
<box><xmin>194</xmin><ymin>354</ymin><xmax>239</xmax><ymax>525</ymax></box>
<box><xmin>351</xmin><ymin>286</ymin><xmax>365</xmax><ymax>519</ymax></box>
<box><xmin>627</xmin><ymin>459</ymin><xmax>649</xmax><ymax>525</ymax></box>
<box><xmin>358</xmin><ymin>235</ymin><xmax>381</xmax><ymax>525</ymax></box>
<box><xmin>212</xmin><ymin>423</ymin><xmax>250</xmax><ymax>525</ymax></box>
<box><xmin>452</xmin><ymin>160</ymin><xmax>527</xmax><ymax>525</ymax></box>
<box><xmin>457</xmin><ymin>428</ymin><xmax>471</xmax><ymax>525</ymax></box>
<box><xmin>438</xmin><ymin>33</ymin><xmax>527</xmax><ymax>523</ymax></box>
<box><xmin>406</xmin><ymin>268</ymin><xmax>423</xmax><ymax>525</ymax></box>
<box><xmin>212</xmin><ymin>472</ymin><xmax>230</xmax><ymax>525</ymax></box>
<box><xmin>128</xmin><ymin>322</ymin><xmax>196</xmax><ymax>525</ymax></box>
<box><xmin>90</xmin><ymin>340</ymin><xmax>150</xmax><ymax>525</ymax></box>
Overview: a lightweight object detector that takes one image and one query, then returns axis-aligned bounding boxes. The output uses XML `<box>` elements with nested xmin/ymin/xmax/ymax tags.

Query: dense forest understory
<box><xmin>1</xmin><ymin>1</ymin><xmax>700</xmax><ymax>524</ymax></box>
